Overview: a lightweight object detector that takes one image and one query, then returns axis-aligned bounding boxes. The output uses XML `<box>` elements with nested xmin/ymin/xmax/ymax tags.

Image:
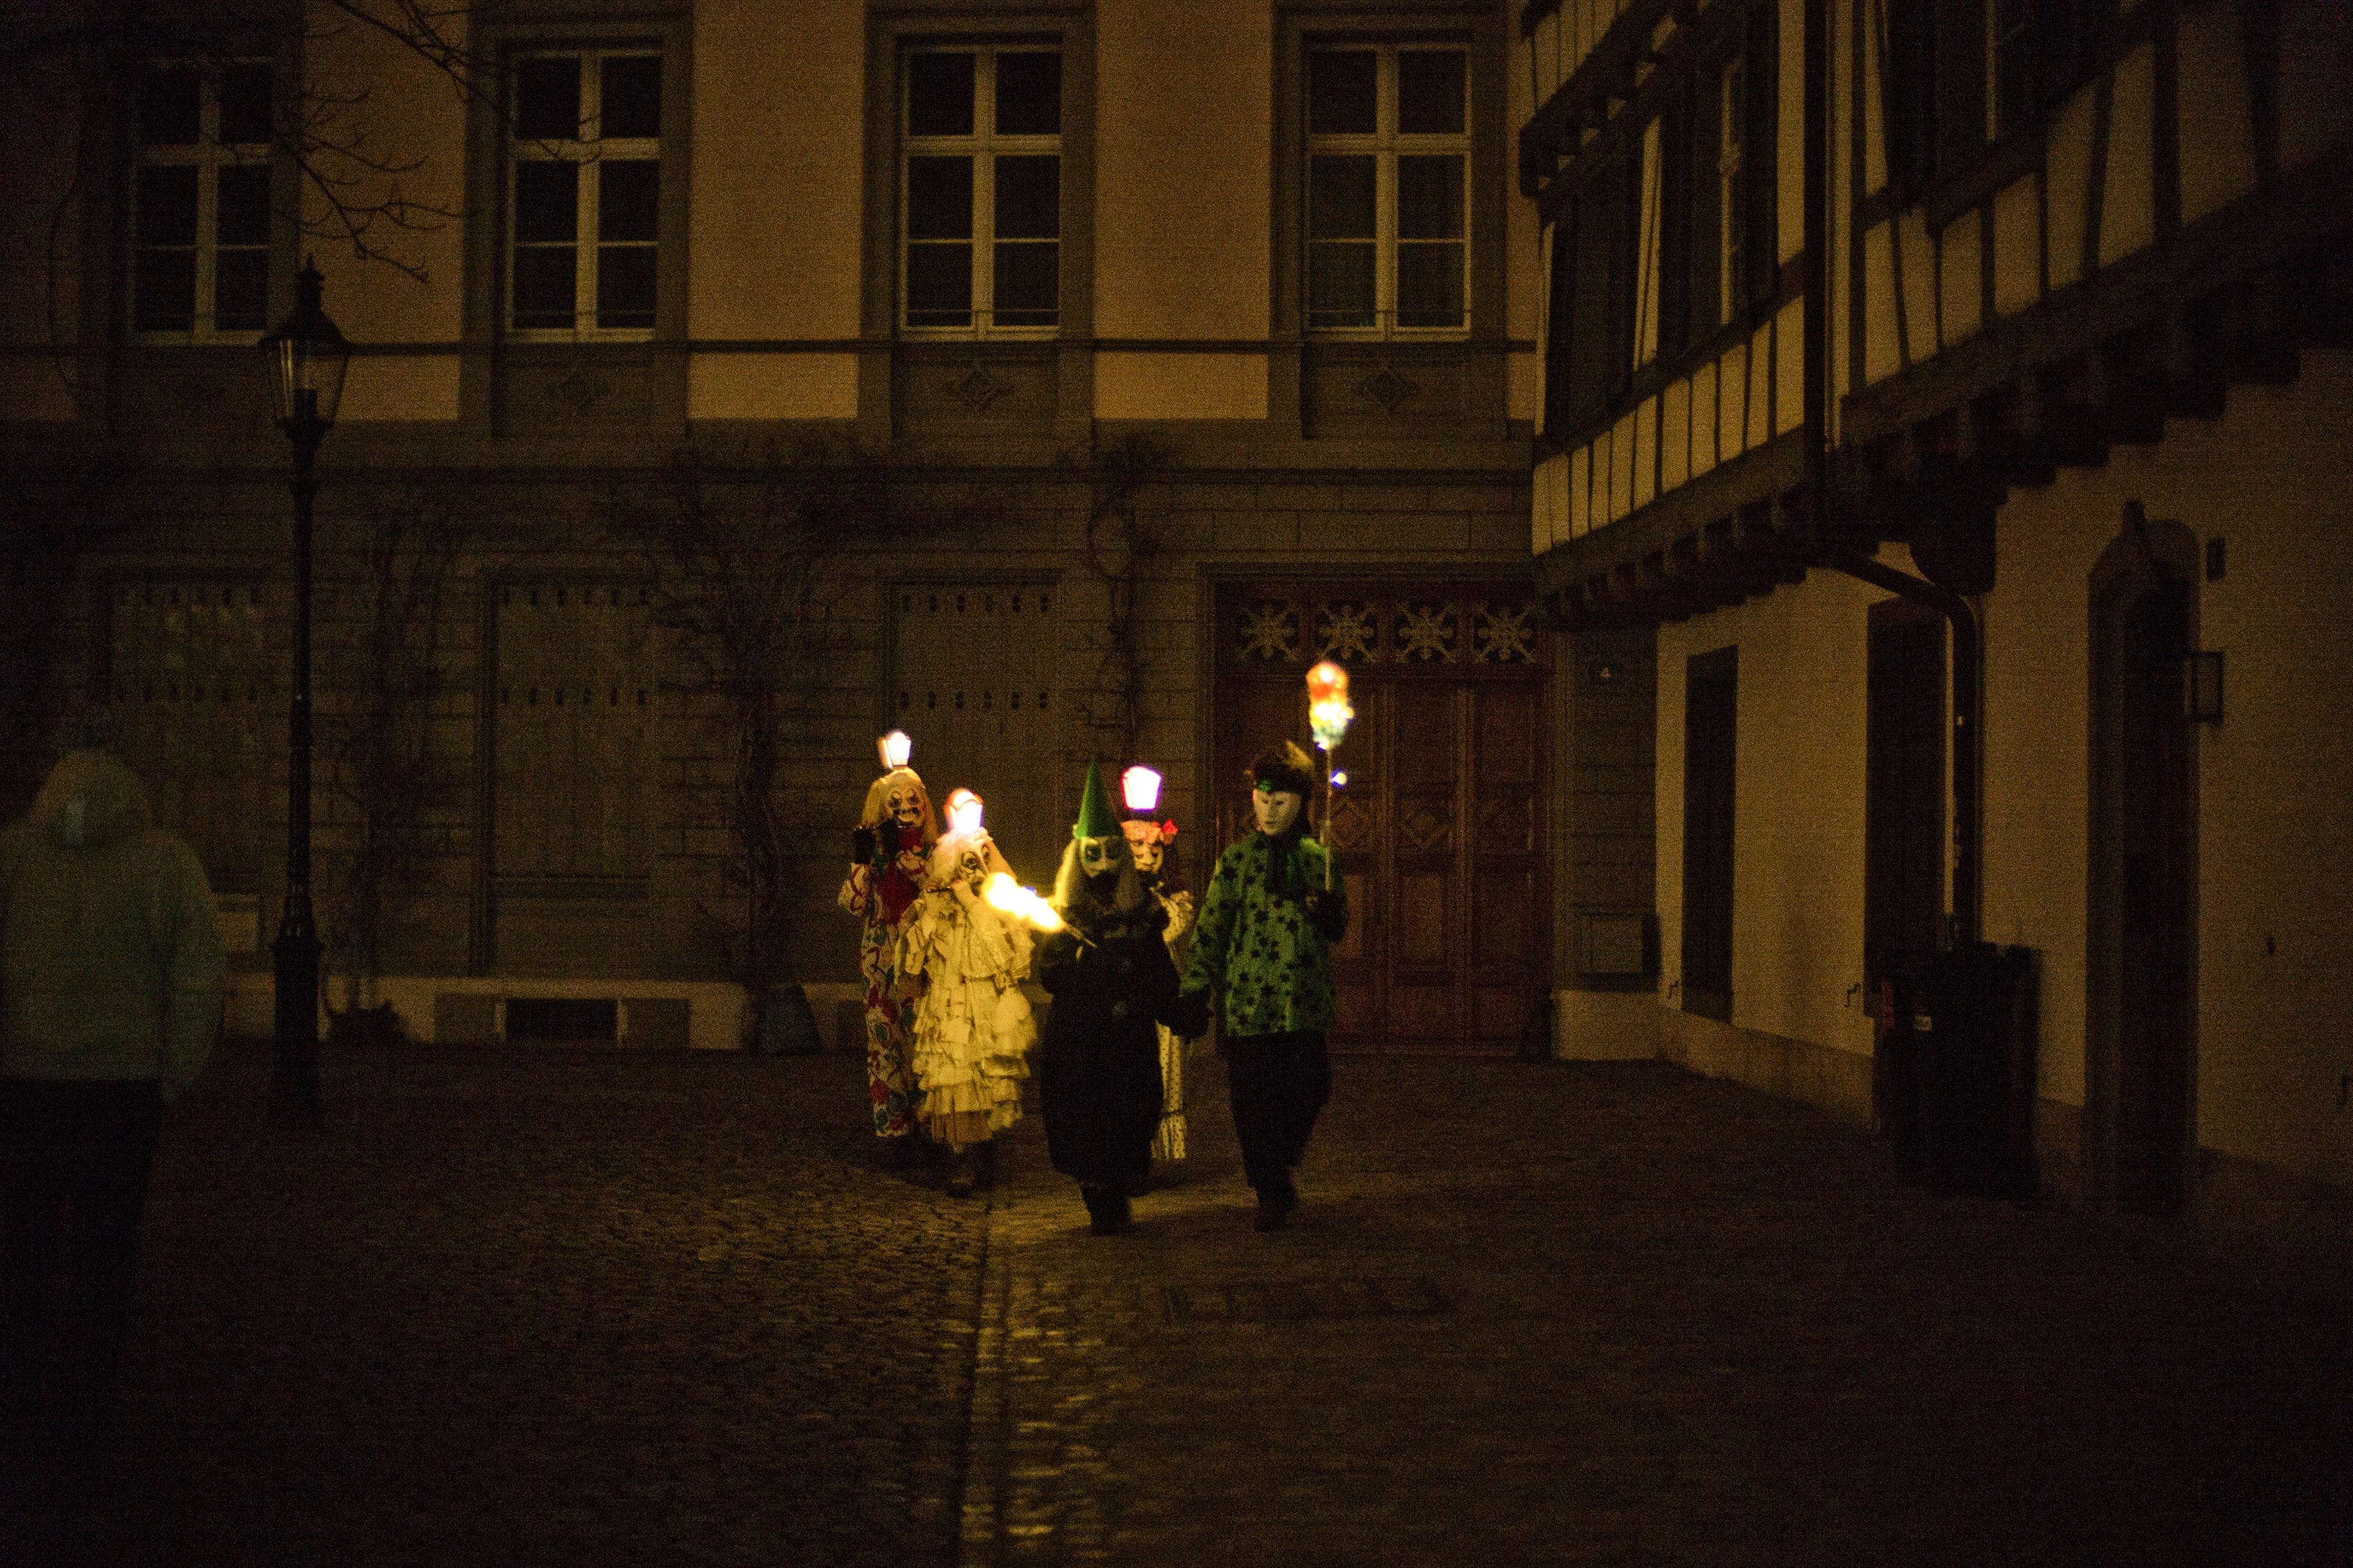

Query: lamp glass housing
<box><xmin>259</xmin><ymin>260</ymin><xmax>350</xmax><ymax>429</ymax></box>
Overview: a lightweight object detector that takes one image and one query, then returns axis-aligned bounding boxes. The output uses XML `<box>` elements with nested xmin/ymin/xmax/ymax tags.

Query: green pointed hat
<box><xmin>1071</xmin><ymin>759</ymin><xmax>1121</xmax><ymax>840</ymax></box>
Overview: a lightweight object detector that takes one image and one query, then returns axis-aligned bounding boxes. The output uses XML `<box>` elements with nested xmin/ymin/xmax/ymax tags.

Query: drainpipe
<box><xmin>1803</xmin><ymin>0</ymin><xmax>1980</xmax><ymax>945</ymax></box>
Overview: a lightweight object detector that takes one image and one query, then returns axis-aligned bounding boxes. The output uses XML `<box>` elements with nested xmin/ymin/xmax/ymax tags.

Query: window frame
<box><xmin>1303</xmin><ymin>40</ymin><xmax>1475</xmax><ymax>340</ymax></box>
<box><xmin>126</xmin><ymin>56</ymin><xmax>279</xmax><ymax>344</ymax></box>
<box><xmin>897</xmin><ymin>43</ymin><xmax>1065</xmax><ymax>340</ymax></box>
<box><xmin>503</xmin><ymin>46</ymin><xmax>665</xmax><ymax>343</ymax></box>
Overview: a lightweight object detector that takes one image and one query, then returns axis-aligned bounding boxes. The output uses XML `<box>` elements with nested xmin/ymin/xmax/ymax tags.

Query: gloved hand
<box><xmin>851</xmin><ymin>827</ymin><xmax>876</xmax><ymax>863</ymax></box>
<box><xmin>1302</xmin><ymin>889</ymin><xmax>1346</xmax><ymax>943</ymax></box>
<box><xmin>1165</xmin><ymin>989</ymin><xmax>1212</xmax><ymax>1041</ymax></box>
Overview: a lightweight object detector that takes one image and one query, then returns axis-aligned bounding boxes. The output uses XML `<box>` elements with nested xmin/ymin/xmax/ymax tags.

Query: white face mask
<box><xmin>1077</xmin><ymin>836</ymin><xmax>1123</xmax><ymax>880</ymax></box>
<box><xmin>1253</xmin><ymin>787</ymin><xmax>1302</xmax><ymax>836</ymax></box>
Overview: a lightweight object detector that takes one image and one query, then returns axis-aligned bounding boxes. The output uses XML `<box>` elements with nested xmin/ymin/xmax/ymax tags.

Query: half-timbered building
<box><xmin>1522</xmin><ymin>0</ymin><xmax>2352</xmax><ymax>1233</ymax></box>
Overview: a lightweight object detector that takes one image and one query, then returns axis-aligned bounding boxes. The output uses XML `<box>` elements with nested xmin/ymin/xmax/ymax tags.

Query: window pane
<box><xmin>907</xmin><ymin>156</ymin><xmax>974</xmax><ymax>240</ymax></box>
<box><xmin>515</xmin><ymin>161</ymin><xmax>579</xmax><ymax>243</ymax></box>
<box><xmin>996</xmin><ymin>51</ymin><xmax>1061</xmax><ymax>136</ymax></box>
<box><xmin>220</xmin><ymin>63</ymin><xmax>273</xmax><ymax>144</ymax></box>
<box><xmin>599</xmin><ymin>160</ymin><xmax>659</xmax><ymax>243</ymax></box>
<box><xmin>133</xmin><ymin>248</ymin><xmax>196</xmax><ymax>332</ymax></box>
<box><xmin>1308</xmin><ymin>154</ymin><xmax>1376</xmax><ymax>240</ymax></box>
<box><xmin>513</xmin><ymin>246</ymin><xmax>576</xmax><ymax>329</ymax></box>
<box><xmin>140</xmin><ymin>68</ymin><xmax>199</xmax><ymax>146</ymax></box>
<box><xmin>1398</xmin><ymin>50</ymin><xmax>1467</xmax><ymax>135</ymax></box>
<box><xmin>908</xmin><ymin>52</ymin><xmax>976</xmax><ymax>137</ymax></box>
<box><xmin>217</xmin><ymin>164</ymin><xmax>272</xmax><ymax>246</ymax></box>
<box><xmin>1308</xmin><ymin>51</ymin><xmax>1377</xmax><ymax>135</ymax></box>
<box><xmin>601</xmin><ymin>55</ymin><xmax>662</xmax><ymax>139</ymax></box>
<box><xmin>1397</xmin><ymin>154</ymin><xmax>1464</xmax><ymax>240</ymax></box>
<box><xmin>597</xmin><ymin>245</ymin><xmax>656</xmax><ymax>327</ymax></box>
<box><xmin>137</xmin><ymin>165</ymin><xmax>199</xmax><ymax>245</ymax></box>
<box><xmin>993</xmin><ymin>240</ymin><xmax>1058</xmax><ymax>326</ymax></box>
<box><xmin>906</xmin><ymin>243</ymin><xmax>973</xmax><ymax>326</ymax></box>
<box><xmin>215</xmin><ymin>248</ymin><xmax>268</xmax><ymax>331</ymax></box>
<box><xmin>1396</xmin><ymin>241</ymin><xmax>1465</xmax><ymax>327</ymax></box>
<box><xmin>1307</xmin><ymin>242</ymin><xmax>1376</xmax><ymax>327</ymax></box>
<box><xmin>515</xmin><ymin>57</ymin><xmax>582</xmax><ymax>142</ymax></box>
<box><xmin>994</xmin><ymin>155</ymin><xmax>1059</xmax><ymax>239</ymax></box>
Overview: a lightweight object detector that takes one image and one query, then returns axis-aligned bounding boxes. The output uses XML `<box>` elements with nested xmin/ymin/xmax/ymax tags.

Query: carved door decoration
<box><xmin>104</xmin><ymin>579</ymin><xmax>273</xmax><ymax>895</ymax></box>
<box><xmin>890</xmin><ymin>581</ymin><xmax>1062</xmax><ymax>888</ymax></box>
<box><xmin>488</xmin><ymin>582</ymin><xmax>655</xmax><ymax>974</ymax></box>
<box><xmin>1213</xmin><ymin>582</ymin><xmax>1549</xmax><ymax>1055</ymax></box>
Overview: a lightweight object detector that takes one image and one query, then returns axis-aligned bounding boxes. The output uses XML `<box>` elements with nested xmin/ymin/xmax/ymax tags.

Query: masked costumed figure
<box><xmin>897</xmin><ymin>789</ymin><xmax>1037</xmax><ymax>1197</ymax></box>
<box><xmin>1035</xmin><ymin>762</ymin><xmax>1198</xmax><ymax>1235</ymax></box>
<box><xmin>837</xmin><ymin>763</ymin><xmax>937</xmax><ymax>1161</ymax></box>
<box><xmin>1120</xmin><ymin>768</ymin><xmax>1193</xmax><ymax>1180</ymax></box>
<box><xmin>1175</xmin><ymin>741</ymin><xmax>1347</xmax><ymax>1231</ymax></box>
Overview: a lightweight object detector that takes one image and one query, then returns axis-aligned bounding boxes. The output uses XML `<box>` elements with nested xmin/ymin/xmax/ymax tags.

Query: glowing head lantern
<box><xmin>945</xmin><ymin>787</ymin><xmax>985</xmax><ymax>838</ymax></box>
<box><xmin>1307</xmin><ymin>662</ymin><xmax>1353</xmax><ymax>752</ymax></box>
<box><xmin>1119</xmin><ymin>765</ymin><xmax>1163</xmax><ymax>815</ymax></box>
<box><xmin>877</xmin><ymin>729</ymin><xmax>913</xmax><ymax>772</ymax></box>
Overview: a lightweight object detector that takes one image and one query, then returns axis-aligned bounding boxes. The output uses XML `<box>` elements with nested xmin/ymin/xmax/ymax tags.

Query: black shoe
<box><xmin>1252</xmin><ymin>1195</ymin><xmax>1290</xmax><ymax>1231</ymax></box>
<box><xmin>946</xmin><ymin>1150</ymin><xmax>981</xmax><ymax>1199</ymax></box>
<box><xmin>1081</xmin><ymin>1183</ymin><xmax>1132</xmax><ymax>1236</ymax></box>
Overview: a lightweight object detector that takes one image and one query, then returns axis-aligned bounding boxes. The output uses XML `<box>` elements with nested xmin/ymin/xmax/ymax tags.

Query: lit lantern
<box><xmin>1120</xmin><ymin>765</ymin><xmax>1163</xmax><ymax>815</ymax></box>
<box><xmin>878</xmin><ymin>729</ymin><xmax>913</xmax><ymax>772</ymax></box>
<box><xmin>946</xmin><ymin>787</ymin><xmax>985</xmax><ymax>837</ymax></box>
<box><xmin>1307</xmin><ymin>661</ymin><xmax>1353</xmax><ymax>751</ymax></box>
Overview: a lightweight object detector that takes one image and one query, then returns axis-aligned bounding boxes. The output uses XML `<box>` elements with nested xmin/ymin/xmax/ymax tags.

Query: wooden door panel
<box><xmin>1389</xmin><ymin>986</ymin><xmax>1459</xmax><ymax>1040</ymax></box>
<box><xmin>1474</xmin><ymin>987</ymin><xmax>1538</xmax><ymax>1050</ymax></box>
<box><xmin>1473</xmin><ymin>864</ymin><xmax>1538</xmax><ymax>969</ymax></box>
<box><xmin>1475</xmin><ymin>685</ymin><xmax>1539</xmax><ymax>782</ymax></box>
<box><xmin>1393</xmin><ymin>869</ymin><xmax>1453</xmax><ymax>971</ymax></box>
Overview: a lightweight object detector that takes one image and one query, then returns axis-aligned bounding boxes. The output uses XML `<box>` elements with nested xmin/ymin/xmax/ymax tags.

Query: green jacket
<box><xmin>1180</xmin><ymin>831</ymin><xmax>1346</xmax><ymax>1038</ymax></box>
<box><xmin>0</xmin><ymin>750</ymin><xmax>226</xmax><ymax>1099</ymax></box>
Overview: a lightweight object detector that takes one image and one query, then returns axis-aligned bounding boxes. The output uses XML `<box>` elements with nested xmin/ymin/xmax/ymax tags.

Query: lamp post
<box><xmin>258</xmin><ymin>259</ymin><xmax>350</xmax><ymax>1128</ymax></box>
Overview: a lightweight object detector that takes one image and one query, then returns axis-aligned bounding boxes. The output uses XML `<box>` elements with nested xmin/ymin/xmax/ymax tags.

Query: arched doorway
<box><xmin>2085</xmin><ymin>510</ymin><xmax>2198</xmax><ymax>1216</ymax></box>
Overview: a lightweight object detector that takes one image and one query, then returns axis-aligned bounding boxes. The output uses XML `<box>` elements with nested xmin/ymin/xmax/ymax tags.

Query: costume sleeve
<box><xmin>1307</xmin><ymin>843</ymin><xmax>1348</xmax><ymax>945</ymax></box>
<box><xmin>1179</xmin><ymin>844</ymin><xmax>1243</xmax><ymax>997</ymax></box>
<box><xmin>1032</xmin><ymin>930</ymin><xmax>1085</xmax><ymax>995</ymax></box>
<box><xmin>157</xmin><ymin>842</ymin><xmax>226</xmax><ymax>1103</ymax></box>
<box><xmin>837</xmin><ymin>866</ymin><xmax>868</xmax><ymax>916</ymax></box>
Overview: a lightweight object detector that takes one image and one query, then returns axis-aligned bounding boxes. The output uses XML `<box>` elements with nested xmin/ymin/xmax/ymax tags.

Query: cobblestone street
<box><xmin>3</xmin><ymin>1040</ymin><xmax>2347</xmax><ymax>1567</ymax></box>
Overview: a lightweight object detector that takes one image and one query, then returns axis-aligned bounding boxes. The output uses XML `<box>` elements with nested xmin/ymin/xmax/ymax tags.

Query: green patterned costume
<box><xmin>1181</xmin><ymin>831</ymin><xmax>1346</xmax><ymax>1035</ymax></box>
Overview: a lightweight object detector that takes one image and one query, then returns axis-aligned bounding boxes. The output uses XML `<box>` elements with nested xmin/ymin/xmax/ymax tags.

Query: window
<box><xmin>1306</xmin><ymin>45</ymin><xmax>1469</xmax><ymax>333</ymax></box>
<box><xmin>130</xmin><ymin>60</ymin><xmax>273</xmax><ymax>338</ymax></box>
<box><xmin>901</xmin><ymin>47</ymin><xmax>1062</xmax><ymax>334</ymax></box>
<box><xmin>507</xmin><ymin>50</ymin><xmax>662</xmax><ymax>336</ymax></box>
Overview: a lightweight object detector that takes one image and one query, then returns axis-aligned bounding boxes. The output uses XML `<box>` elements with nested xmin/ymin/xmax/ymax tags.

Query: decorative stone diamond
<box><xmin>1354</xmin><ymin>368</ymin><xmax>1423</xmax><ymax>413</ymax></box>
<box><xmin>952</xmin><ymin>365</ymin><xmax>1013</xmax><ymax>411</ymax></box>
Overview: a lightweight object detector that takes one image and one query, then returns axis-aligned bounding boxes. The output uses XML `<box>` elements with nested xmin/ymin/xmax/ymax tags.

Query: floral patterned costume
<box><xmin>838</xmin><ymin>844</ymin><xmax>926</xmax><ymax>1139</ymax></box>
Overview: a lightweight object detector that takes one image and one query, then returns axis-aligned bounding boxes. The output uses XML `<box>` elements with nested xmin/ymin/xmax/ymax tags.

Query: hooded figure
<box><xmin>1</xmin><ymin>744</ymin><xmax>225</xmax><ymax>1433</ymax></box>
<box><xmin>896</xmin><ymin>789</ymin><xmax>1036</xmax><ymax>1197</ymax></box>
<box><xmin>1033</xmin><ymin>762</ymin><xmax>1198</xmax><ymax>1235</ymax></box>
<box><xmin>1175</xmin><ymin>740</ymin><xmax>1347</xmax><ymax>1231</ymax></box>
<box><xmin>838</xmin><ymin>765</ymin><xmax>938</xmax><ymax>1157</ymax></box>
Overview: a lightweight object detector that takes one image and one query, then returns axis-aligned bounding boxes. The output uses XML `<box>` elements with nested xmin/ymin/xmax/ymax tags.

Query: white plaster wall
<box><xmin>1984</xmin><ymin>351</ymin><xmax>2353</xmax><ymax>1187</ymax></box>
<box><xmin>1657</xmin><ymin>565</ymin><xmax>1891</xmax><ymax>1064</ymax></box>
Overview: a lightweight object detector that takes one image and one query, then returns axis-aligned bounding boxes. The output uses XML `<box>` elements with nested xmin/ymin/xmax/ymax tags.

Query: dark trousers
<box><xmin>1224</xmin><ymin>1031</ymin><xmax>1330</xmax><ymax>1197</ymax></box>
<box><xmin>1</xmin><ymin>1078</ymin><xmax>165</xmax><ymax>1406</ymax></box>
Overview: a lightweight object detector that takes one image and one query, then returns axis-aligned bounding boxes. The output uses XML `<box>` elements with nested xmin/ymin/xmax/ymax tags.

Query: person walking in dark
<box><xmin>0</xmin><ymin>736</ymin><xmax>225</xmax><ymax>1441</ymax></box>
<box><xmin>1035</xmin><ymin>762</ymin><xmax>1196</xmax><ymax>1236</ymax></box>
<box><xmin>1177</xmin><ymin>742</ymin><xmax>1346</xmax><ymax>1231</ymax></box>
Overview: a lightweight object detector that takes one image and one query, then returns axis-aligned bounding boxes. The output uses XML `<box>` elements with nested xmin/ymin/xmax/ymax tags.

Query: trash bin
<box><xmin>1875</xmin><ymin>945</ymin><xmax>2040</xmax><ymax>1199</ymax></box>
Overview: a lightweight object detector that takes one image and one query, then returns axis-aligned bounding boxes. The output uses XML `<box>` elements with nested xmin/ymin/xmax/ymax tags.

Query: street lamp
<box><xmin>258</xmin><ymin>259</ymin><xmax>349</xmax><ymax>1128</ymax></box>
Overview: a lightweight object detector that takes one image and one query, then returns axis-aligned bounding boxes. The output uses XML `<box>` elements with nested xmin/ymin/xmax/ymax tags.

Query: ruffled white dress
<box><xmin>896</xmin><ymin>830</ymin><xmax>1037</xmax><ymax>1141</ymax></box>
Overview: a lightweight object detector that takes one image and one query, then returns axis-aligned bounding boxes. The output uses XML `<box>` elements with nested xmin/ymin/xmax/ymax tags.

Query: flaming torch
<box><xmin>983</xmin><ymin>871</ymin><xmax>1090</xmax><ymax>945</ymax></box>
<box><xmin>1305</xmin><ymin>661</ymin><xmax>1353</xmax><ymax>890</ymax></box>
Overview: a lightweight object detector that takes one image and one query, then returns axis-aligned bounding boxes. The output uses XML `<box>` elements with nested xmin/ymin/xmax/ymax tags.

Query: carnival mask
<box><xmin>1121</xmin><ymin>820</ymin><xmax>1164</xmax><ymax>877</ymax></box>
<box><xmin>1076</xmin><ymin>834</ymin><xmax>1124</xmax><ymax>891</ymax></box>
<box><xmin>1253</xmin><ymin>785</ymin><xmax>1303</xmax><ymax>837</ymax></box>
<box><xmin>888</xmin><ymin>783</ymin><xmax>926</xmax><ymax>834</ymax></box>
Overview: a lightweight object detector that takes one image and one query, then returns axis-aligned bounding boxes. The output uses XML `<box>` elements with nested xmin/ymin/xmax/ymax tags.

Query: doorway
<box><xmin>2088</xmin><ymin>534</ymin><xmax>2196</xmax><ymax>1216</ymax></box>
<box><xmin>1680</xmin><ymin>647</ymin><xmax>1737</xmax><ymax>1023</ymax></box>
<box><xmin>1865</xmin><ymin>601</ymin><xmax>1947</xmax><ymax>985</ymax></box>
<box><xmin>1210</xmin><ymin>584</ymin><xmax>1550</xmax><ymax>1054</ymax></box>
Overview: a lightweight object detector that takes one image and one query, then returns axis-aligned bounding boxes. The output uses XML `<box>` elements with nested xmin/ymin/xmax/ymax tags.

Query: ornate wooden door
<box><xmin>1211</xmin><ymin>584</ymin><xmax>1549</xmax><ymax>1054</ymax></box>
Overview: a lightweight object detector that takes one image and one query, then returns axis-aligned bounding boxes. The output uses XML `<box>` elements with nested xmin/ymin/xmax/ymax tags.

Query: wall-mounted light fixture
<box><xmin>2185</xmin><ymin>650</ymin><xmax>2224</xmax><ymax>724</ymax></box>
<box><xmin>1589</xmin><ymin>659</ymin><xmax>1621</xmax><ymax>687</ymax></box>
